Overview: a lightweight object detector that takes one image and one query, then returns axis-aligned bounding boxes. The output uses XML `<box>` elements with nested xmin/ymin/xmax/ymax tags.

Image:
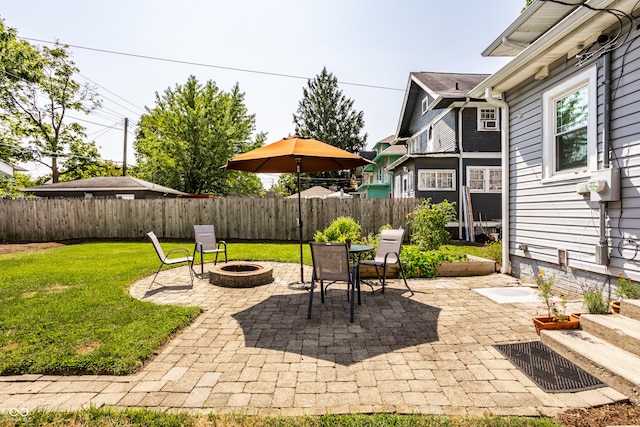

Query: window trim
<box><xmin>477</xmin><ymin>107</ymin><xmax>499</xmax><ymax>131</ymax></box>
<box><xmin>421</xmin><ymin>96</ymin><xmax>429</xmax><ymax>115</ymax></box>
<box><xmin>466</xmin><ymin>166</ymin><xmax>502</xmax><ymax>193</ymax></box>
<box><xmin>542</xmin><ymin>66</ymin><xmax>597</xmax><ymax>181</ymax></box>
<box><xmin>417</xmin><ymin>169</ymin><xmax>456</xmax><ymax>191</ymax></box>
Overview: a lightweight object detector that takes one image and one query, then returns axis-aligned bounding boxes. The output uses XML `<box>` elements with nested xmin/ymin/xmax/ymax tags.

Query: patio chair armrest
<box><xmin>166</xmin><ymin>247</ymin><xmax>191</xmax><ymax>260</ymax></box>
<box><xmin>383</xmin><ymin>251</ymin><xmax>400</xmax><ymax>264</ymax></box>
<box><xmin>217</xmin><ymin>240</ymin><xmax>227</xmax><ymax>250</ymax></box>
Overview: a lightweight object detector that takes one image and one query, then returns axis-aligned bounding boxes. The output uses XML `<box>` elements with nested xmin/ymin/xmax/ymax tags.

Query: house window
<box><xmin>467</xmin><ymin>167</ymin><xmax>502</xmax><ymax>192</ymax></box>
<box><xmin>542</xmin><ymin>66</ymin><xmax>597</xmax><ymax>179</ymax></box>
<box><xmin>478</xmin><ymin>107</ymin><xmax>498</xmax><ymax>131</ymax></box>
<box><xmin>421</xmin><ymin>96</ymin><xmax>429</xmax><ymax>115</ymax></box>
<box><xmin>426</xmin><ymin>126</ymin><xmax>434</xmax><ymax>152</ymax></box>
<box><xmin>394</xmin><ymin>174</ymin><xmax>402</xmax><ymax>198</ymax></box>
<box><xmin>418</xmin><ymin>169</ymin><xmax>455</xmax><ymax>191</ymax></box>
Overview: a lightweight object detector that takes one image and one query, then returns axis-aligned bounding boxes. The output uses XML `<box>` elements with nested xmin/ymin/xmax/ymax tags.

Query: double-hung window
<box><xmin>542</xmin><ymin>66</ymin><xmax>597</xmax><ymax>179</ymax></box>
<box><xmin>467</xmin><ymin>167</ymin><xmax>501</xmax><ymax>192</ymax></box>
<box><xmin>418</xmin><ymin>169</ymin><xmax>455</xmax><ymax>191</ymax></box>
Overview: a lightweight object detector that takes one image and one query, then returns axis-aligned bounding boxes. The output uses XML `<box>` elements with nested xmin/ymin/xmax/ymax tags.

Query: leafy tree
<box><xmin>134</xmin><ymin>75</ymin><xmax>264</xmax><ymax>195</ymax></box>
<box><xmin>0</xmin><ymin>20</ymin><xmax>103</xmax><ymax>183</ymax></box>
<box><xmin>273</xmin><ymin>173</ymin><xmax>298</xmax><ymax>197</ymax></box>
<box><xmin>0</xmin><ymin>19</ymin><xmax>42</xmax><ymax>165</ymax></box>
<box><xmin>0</xmin><ymin>171</ymin><xmax>37</xmax><ymax>199</ymax></box>
<box><xmin>293</xmin><ymin>67</ymin><xmax>367</xmax><ymax>190</ymax></box>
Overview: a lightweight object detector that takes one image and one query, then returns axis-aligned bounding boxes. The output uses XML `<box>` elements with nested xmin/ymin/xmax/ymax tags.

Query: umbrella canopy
<box><xmin>224</xmin><ymin>136</ymin><xmax>372</xmax><ymax>173</ymax></box>
<box><xmin>225</xmin><ymin>135</ymin><xmax>372</xmax><ymax>285</ymax></box>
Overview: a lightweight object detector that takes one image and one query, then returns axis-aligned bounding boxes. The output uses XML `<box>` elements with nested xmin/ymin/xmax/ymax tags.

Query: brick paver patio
<box><xmin>0</xmin><ymin>262</ymin><xmax>628</xmax><ymax>417</ymax></box>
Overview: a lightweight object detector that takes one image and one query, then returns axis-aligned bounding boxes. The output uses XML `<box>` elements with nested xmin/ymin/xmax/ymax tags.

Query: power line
<box><xmin>0</xmin><ymin>141</ymin><xmax>128</xmax><ymax>165</ymax></box>
<box><xmin>78</xmin><ymin>72</ymin><xmax>146</xmax><ymax>114</ymax></box>
<box><xmin>21</xmin><ymin>37</ymin><xmax>407</xmax><ymax>93</ymax></box>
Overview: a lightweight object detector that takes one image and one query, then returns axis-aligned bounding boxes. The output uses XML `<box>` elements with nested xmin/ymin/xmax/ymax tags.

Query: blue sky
<box><xmin>1</xmin><ymin>1</ymin><xmax>523</xmax><ymax>186</ymax></box>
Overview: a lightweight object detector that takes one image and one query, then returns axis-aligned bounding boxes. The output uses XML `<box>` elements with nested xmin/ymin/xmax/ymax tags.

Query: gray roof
<box><xmin>379</xmin><ymin>144</ymin><xmax>406</xmax><ymax>156</ymax></box>
<box><xmin>0</xmin><ymin>160</ymin><xmax>14</xmax><ymax>177</ymax></box>
<box><xmin>23</xmin><ymin>176</ymin><xmax>187</xmax><ymax>195</ymax></box>
<box><xmin>411</xmin><ymin>72</ymin><xmax>490</xmax><ymax>96</ymax></box>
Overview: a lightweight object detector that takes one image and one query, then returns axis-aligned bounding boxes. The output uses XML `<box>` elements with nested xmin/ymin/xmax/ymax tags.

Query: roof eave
<box><xmin>471</xmin><ymin>0</ymin><xmax>635</xmax><ymax>98</ymax></box>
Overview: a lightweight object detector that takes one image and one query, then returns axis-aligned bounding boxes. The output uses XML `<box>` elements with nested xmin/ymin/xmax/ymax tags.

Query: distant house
<box><xmin>357</xmin><ymin>135</ymin><xmax>405</xmax><ymax>198</ymax></box>
<box><xmin>286</xmin><ymin>186</ymin><xmax>334</xmax><ymax>199</ymax></box>
<box><xmin>22</xmin><ymin>176</ymin><xmax>188</xmax><ymax>199</ymax></box>
<box><xmin>470</xmin><ymin>0</ymin><xmax>640</xmax><ymax>291</ymax></box>
<box><xmin>388</xmin><ymin>72</ymin><xmax>503</xmax><ymax>238</ymax></box>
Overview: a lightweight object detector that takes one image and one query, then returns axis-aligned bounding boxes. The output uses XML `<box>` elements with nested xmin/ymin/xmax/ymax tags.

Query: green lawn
<box><xmin>0</xmin><ymin>406</ymin><xmax>562</xmax><ymax>426</ymax></box>
<box><xmin>0</xmin><ymin>241</ymin><xmax>311</xmax><ymax>375</ymax></box>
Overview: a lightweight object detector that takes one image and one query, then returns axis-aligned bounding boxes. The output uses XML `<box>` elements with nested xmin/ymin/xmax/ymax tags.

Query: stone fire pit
<box><xmin>209</xmin><ymin>262</ymin><xmax>273</xmax><ymax>288</ymax></box>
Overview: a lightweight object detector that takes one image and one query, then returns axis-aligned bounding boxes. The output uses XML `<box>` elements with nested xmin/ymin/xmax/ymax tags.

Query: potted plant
<box><xmin>532</xmin><ymin>270</ymin><xmax>580</xmax><ymax>335</ymax></box>
<box><xmin>611</xmin><ymin>274</ymin><xmax>640</xmax><ymax>313</ymax></box>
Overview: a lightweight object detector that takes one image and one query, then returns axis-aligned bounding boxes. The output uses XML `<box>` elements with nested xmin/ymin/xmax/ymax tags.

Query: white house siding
<box><xmin>506</xmin><ymin>35</ymin><xmax>640</xmax><ymax>295</ymax></box>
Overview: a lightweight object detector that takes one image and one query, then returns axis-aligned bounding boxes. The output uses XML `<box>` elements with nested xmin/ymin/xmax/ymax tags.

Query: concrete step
<box><xmin>621</xmin><ymin>299</ymin><xmax>640</xmax><ymax>321</ymax></box>
<box><xmin>541</xmin><ymin>329</ymin><xmax>640</xmax><ymax>405</ymax></box>
<box><xmin>580</xmin><ymin>314</ymin><xmax>640</xmax><ymax>357</ymax></box>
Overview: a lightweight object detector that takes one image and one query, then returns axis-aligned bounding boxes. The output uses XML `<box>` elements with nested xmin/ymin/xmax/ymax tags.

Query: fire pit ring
<box><xmin>209</xmin><ymin>262</ymin><xmax>273</xmax><ymax>288</ymax></box>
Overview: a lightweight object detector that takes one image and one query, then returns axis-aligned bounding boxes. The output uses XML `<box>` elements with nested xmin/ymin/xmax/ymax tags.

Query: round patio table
<box><xmin>348</xmin><ymin>244</ymin><xmax>373</xmax><ymax>262</ymax></box>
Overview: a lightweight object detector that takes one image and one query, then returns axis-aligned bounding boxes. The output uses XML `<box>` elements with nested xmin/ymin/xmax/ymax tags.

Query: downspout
<box><xmin>484</xmin><ymin>88</ymin><xmax>511</xmax><ymax>274</ymax></box>
<box><xmin>598</xmin><ymin>52</ymin><xmax>611</xmax><ymax>264</ymax></box>
<box><xmin>458</xmin><ymin>99</ymin><xmax>470</xmax><ymax>240</ymax></box>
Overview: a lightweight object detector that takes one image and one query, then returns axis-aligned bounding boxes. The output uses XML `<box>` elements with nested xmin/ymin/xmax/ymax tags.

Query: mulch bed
<box><xmin>556</xmin><ymin>402</ymin><xmax>640</xmax><ymax>426</ymax></box>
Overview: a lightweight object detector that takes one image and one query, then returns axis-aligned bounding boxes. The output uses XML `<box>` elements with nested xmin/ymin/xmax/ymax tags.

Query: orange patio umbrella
<box><xmin>225</xmin><ymin>134</ymin><xmax>373</xmax><ymax>284</ymax></box>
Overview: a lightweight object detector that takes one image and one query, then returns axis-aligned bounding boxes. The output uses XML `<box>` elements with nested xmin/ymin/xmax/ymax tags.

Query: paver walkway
<box><xmin>0</xmin><ymin>262</ymin><xmax>628</xmax><ymax>417</ymax></box>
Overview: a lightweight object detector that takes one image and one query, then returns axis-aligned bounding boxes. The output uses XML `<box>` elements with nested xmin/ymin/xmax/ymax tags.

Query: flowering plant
<box><xmin>535</xmin><ymin>270</ymin><xmax>555</xmax><ymax>318</ymax></box>
<box><xmin>616</xmin><ymin>273</ymin><xmax>640</xmax><ymax>300</ymax></box>
<box><xmin>535</xmin><ymin>270</ymin><xmax>569</xmax><ymax>321</ymax></box>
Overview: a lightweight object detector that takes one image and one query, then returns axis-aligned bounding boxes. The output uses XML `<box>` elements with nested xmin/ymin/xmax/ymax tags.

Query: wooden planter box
<box><xmin>356</xmin><ymin>263</ymin><xmax>399</xmax><ymax>279</ymax></box>
<box><xmin>436</xmin><ymin>255</ymin><xmax>497</xmax><ymax>277</ymax></box>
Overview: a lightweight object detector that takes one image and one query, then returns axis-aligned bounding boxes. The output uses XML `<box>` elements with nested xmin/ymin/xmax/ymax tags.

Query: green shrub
<box><xmin>400</xmin><ymin>247</ymin><xmax>467</xmax><ymax>278</ymax></box>
<box><xmin>583</xmin><ymin>288</ymin><xmax>610</xmax><ymax>314</ymax></box>
<box><xmin>616</xmin><ymin>274</ymin><xmax>640</xmax><ymax>299</ymax></box>
<box><xmin>407</xmin><ymin>199</ymin><xmax>457</xmax><ymax>250</ymax></box>
<box><xmin>314</xmin><ymin>216</ymin><xmax>362</xmax><ymax>243</ymax></box>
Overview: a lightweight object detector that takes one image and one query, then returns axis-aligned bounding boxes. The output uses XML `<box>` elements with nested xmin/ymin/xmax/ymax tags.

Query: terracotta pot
<box><xmin>611</xmin><ymin>301</ymin><xmax>621</xmax><ymax>314</ymax></box>
<box><xmin>532</xmin><ymin>316</ymin><xmax>580</xmax><ymax>336</ymax></box>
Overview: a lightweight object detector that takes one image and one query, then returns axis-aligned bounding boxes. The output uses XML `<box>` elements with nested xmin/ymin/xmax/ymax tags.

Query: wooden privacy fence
<box><xmin>0</xmin><ymin>198</ymin><xmax>424</xmax><ymax>243</ymax></box>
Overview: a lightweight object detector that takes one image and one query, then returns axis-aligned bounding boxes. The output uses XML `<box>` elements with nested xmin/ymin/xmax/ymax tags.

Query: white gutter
<box><xmin>484</xmin><ymin>88</ymin><xmax>511</xmax><ymax>274</ymax></box>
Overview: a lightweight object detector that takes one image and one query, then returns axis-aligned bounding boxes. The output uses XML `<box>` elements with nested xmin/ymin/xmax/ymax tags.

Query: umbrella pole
<box><xmin>297</xmin><ymin>162</ymin><xmax>304</xmax><ymax>283</ymax></box>
<box><xmin>288</xmin><ymin>158</ymin><xmax>308</xmax><ymax>291</ymax></box>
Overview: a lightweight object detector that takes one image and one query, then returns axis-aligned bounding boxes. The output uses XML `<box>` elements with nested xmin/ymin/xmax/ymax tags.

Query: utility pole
<box><xmin>122</xmin><ymin>117</ymin><xmax>128</xmax><ymax>176</ymax></box>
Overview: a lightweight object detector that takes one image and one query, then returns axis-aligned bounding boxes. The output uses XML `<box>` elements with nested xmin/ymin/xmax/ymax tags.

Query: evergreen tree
<box><xmin>293</xmin><ymin>67</ymin><xmax>367</xmax><ymax>190</ymax></box>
